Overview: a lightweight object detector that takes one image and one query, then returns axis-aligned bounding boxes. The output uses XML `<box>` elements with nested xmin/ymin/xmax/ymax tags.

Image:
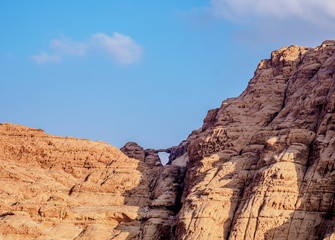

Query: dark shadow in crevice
<box><xmin>117</xmin><ymin>143</ymin><xmax>186</xmax><ymax>239</ymax></box>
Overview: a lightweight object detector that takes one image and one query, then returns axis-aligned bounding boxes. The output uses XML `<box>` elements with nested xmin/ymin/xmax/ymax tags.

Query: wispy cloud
<box><xmin>31</xmin><ymin>52</ymin><xmax>61</xmax><ymax>65</ymax></box>
<box><xmin>50</xmin><ymin>37</ymin><xmax>87</xmax><ymax>56</ymax></box>
<box><xmin>210</xmin><ymin>0</ymin><xmax>335</xmax><ymax>22</ymax></box>
<box><xmin>31</xmin><ymin>32</ymin><xmax>143</xmax><ymax>65</ymax></box>
<box><xmin>206</xmin><ymin>0</ymin><xmax>335</xmax><ymax>47</ymax></box>
<box><xmin>91</xmin><ymin>32</ymin><xmax>143</xmax><ymax>65</ymax></box>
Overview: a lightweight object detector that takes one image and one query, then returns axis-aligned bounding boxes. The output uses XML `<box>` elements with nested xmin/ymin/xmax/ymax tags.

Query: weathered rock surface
<box><xmin>2</xmin><ymin>40</ymin><xmax>335</xmax><ymax>239</ymax></box>
<box><xmin>0</xmin><ymin>124</ymin><xmax>184</xmax><ymax>239</ymax></box>
<box><xmin>173</xmin><ymin>40</ymin><xmax>335</xmax><ymax>239</ymax></box>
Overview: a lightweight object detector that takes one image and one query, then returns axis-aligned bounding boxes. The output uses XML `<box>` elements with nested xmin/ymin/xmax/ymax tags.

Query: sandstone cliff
<box><xmin>1</xmin><ymin>40</ymin><xmax>335</xmax><ymax>239</ymax></box>
<box><xmin>173</xmin><ymin>40</ymin><xmax>335</xmax><ymax>239</ymax></box>
<box><xmin>0</xmin><ymin>124</ymin><xmax>184</xmax><ymax>239</ymax></box>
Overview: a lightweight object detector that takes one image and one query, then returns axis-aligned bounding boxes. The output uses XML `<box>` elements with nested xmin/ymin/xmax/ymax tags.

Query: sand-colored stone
<box><xmin>0</xmin><ymin>124</ymin><xmax>183</xmax><ymax>239</ymax></box>
<box><xmin>2</xmin><ymin>40</ymin><xmax>335</xmax><ymax>239</ymax></box>
<box><xmin>174</xmin><ymin>40</ymin><xmax>335</xmax><ymax>239</ymax></box>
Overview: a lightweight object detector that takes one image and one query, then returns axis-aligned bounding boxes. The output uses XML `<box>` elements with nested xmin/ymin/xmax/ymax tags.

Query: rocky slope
<box><xmin>0</xmin><ymin>124</ymin><xmax>184</xmax><ymax>239</ymax></box>
<box><xmin>1</xmin><ymin>40</ymin><xmax>335</xmax><ymax>239</ymax></box>
<box><xmin>172</xmin><ymin>40</ymin><xmax>335</xmax><ymax>239</ymax></box>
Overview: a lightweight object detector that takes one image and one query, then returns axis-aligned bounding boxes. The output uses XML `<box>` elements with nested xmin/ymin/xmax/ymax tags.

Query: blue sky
<box><xmin>1</xmin><ymin>0</ymin><xmax>335</xmax><ymax>151</ymax></box>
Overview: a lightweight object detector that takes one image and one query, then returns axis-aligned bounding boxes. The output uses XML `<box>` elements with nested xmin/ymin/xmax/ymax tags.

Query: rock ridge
<box><xmin>173</xmin><ymin>40</ymin><xmax>335</xmax><ymax>239</ymax></box>
<box><xmin>0</xmin><ymin>123</ymin><xmax>185</xmax><ymax>239</ymax></box>
<box><xmin>2</xmin><ymin>40</ymin><xmax>335</xmax><ymax>239</ymax></box>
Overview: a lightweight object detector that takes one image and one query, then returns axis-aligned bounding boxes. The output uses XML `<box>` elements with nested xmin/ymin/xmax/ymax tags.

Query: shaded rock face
<box><xmin>2</xmin><ymin>40</ymin><xmax>335</xmax><ymax>240</ymax></box>
<box><xmin>120</xmin><ymin>142</ymin><xmax>166</xmax><ymax>167</ymax></box>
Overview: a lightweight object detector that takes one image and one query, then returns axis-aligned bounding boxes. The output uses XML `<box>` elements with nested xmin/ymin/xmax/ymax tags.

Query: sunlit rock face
<box><xmin>0</xmin><ymin>124</ymin><xmax>184</xmax><ymax>239</ymax></box>
<box><xmin>2</xmin><ymin>40</ymin><xmax>335</xmax><ymax>240</ymax></box>
<box><xmin>174</xmin><ymin>40</ymin><xmax>335</xmax><ymax>239</ymax></box>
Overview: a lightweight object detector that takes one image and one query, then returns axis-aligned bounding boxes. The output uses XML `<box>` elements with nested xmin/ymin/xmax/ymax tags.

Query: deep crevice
<box><xmin>226</xmin><ymin>182</ymin><xmax>247</xmax><ymax>239</ymax></box>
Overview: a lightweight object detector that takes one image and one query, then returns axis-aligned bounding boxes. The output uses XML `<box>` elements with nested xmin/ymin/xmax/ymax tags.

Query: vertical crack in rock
<box><xmin>226</xmin><ymin>182</ymin><xmax>246</xmax><ymax>239</ymax></box>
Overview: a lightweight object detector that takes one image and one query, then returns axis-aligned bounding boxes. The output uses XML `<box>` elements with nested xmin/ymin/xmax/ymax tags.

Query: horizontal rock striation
<box><xmin>0</xmin><ymin>124</ymin><xmax>184</xmax><ymax>239</ymax></box>
<box><xmin>173</xmin><ymin>40</ymin><xmax>335</xmax><ymax>239</ymax></box>
<box><xmin>2</xmin><ymin>40</ymin><xmax>335</xmax><ymax>239</ymax></box>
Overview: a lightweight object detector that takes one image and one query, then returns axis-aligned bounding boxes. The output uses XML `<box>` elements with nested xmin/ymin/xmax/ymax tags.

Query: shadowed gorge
<box><xmin>2</xmin><ymin>40</ymin><xmax>335</xmax><ymax>239</ymax></box>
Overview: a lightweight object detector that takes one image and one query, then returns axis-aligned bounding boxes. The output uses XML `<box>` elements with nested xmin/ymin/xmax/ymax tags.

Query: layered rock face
<box><xmin>0</xmin><ymin>124</ymin><xmax>184</xmax><ymax>239</ymax></box>
<box><xmin>2</xmin><ymin>40</ymin><xmax>335</xmax><ymax>240</ymax></box>
<box><xmin>174</xmin><ymin>40</ymin><xmax>335</xmax><ymax>239</ymax></box>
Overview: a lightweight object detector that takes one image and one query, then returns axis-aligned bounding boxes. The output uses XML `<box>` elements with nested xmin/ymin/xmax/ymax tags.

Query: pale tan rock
<box><xmin>0</xmin><ymin>123</ymin><xmax>181</xmax><ymax>239</ymax></box>
<box><xmin>174</xmin><ymin>40</ymin><xmax>335</xmax><ymax>239</ymax></box>
<box><xmin>3</xmin><ymin>40</ymin><xmax>335</xmax><ymax>239</ymax></box>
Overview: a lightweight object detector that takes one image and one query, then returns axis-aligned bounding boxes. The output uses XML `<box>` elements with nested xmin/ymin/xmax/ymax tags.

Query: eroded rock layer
<box><xmin>173</xmin><ymin>40</ymin><xmax>335</xmax><ymax>239</ymax></box>
<box><xmin>0</xmin><ymin>124</ymin><xmax>184</xmax><ymax>239</ymax></box>
<box><xmin>2</xmin><ymin>40</ymin><xmax>335</xmax><ymax>240</ymax></box>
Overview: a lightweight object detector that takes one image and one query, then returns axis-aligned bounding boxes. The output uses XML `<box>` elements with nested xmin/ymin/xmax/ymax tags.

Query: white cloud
<box><xmin>50</xmin><ymin>37</ymin><xmax>87</xmax><ymax>56</ymax></box>
<box><xmin>31</xmin><ymin>52</ymin><xmax>61</xmax><ymax>65</ymax></box>
<box><xmin>91</xmin><ymin>32</ymin><xmax>143</xmax><ymax>64</ymax></box>
<box><xmin>32</xmin><ymin>32</ymin><xmax>143</xmax><ymax>65</ymax></box>
<box><xmin>210</xmin><ymin>0</ymin><xmax>335</xmax><ymax>22</ymax></box>
<box><xmin>206</xmin><ymin>0</ymin><xmax>335</xmax><ymax>47</ymax></box>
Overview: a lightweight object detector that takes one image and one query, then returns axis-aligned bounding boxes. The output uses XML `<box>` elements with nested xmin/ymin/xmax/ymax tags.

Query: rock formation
<box><xmin>173</xmin><ymin>40</ymin><xmax>335</xmax><ymax>239</ymax></box>
<box><xmin>1</xmin><ymin>40</ymin><xmax>335</xmax><ymax>239</ymax></box>
<box><xmin>0</xmin><ymin>124</ymin><xmax>184</xmax><ymax>239</ymax></box>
